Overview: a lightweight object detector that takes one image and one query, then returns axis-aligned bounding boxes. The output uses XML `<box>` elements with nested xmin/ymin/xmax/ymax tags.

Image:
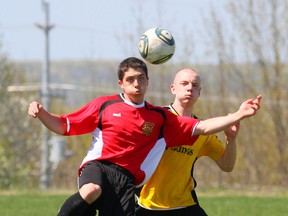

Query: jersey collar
<box><xmin>119</xmin><ymin>93</ymin><xmax>145</xmax><ymax>108</ymax></box>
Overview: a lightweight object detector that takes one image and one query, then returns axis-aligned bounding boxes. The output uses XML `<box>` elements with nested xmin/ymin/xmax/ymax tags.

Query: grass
<box><xmin>200</xmin><ymin>196</ymin><xmax>287</xmax><ymax>216</ymax></box>
<box><xmin>198</xmin><ymin>188</ymin><xmax>288</xmax><ymax>216</ymax></box>
<box><xmin>0</xmin><ymin>190</ymin><xmax>67</xmax><ymax>216</ymax></box>
<box><xmin>0</xmin><ymin>189</ymin><xmax>287</xmax><ymax>216</ymax></box>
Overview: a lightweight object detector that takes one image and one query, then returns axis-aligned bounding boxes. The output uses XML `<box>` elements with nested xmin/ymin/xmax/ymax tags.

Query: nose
<box><xmin>187</xmin><ymin>83</ymin><xmax>193</xmax><ymax>92</ymax></box>
<box><xmin>133</xmin><ymin>78</ymin><xmax>140</xmax><ymax>86</ymax></box>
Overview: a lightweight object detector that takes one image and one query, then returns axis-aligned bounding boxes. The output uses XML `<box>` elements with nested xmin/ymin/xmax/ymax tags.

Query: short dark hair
<box><xmin>117</xmin><ymin>57</ymin><xmax>148</xmax><ymax>81</ymax></box>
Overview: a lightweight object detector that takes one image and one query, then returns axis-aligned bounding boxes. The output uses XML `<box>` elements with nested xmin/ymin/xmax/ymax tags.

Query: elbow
<box><xmin>217</xmin><ymin>160</ymin><xmax>235</xmax><ymax>172</ymax></box>
<box><xmin>224</xmin><ymin>168</ymin><xmax>234</xmax><ymax>173</ymax></box>
<box><xmin>220</xmin><ymin>165</ymin><xmax>235</xmax><ymax>173</ymax></box>
<box><xmin>57</xmin><ymin>131</ymin><xmax>66</xmax><ymax>136</ymax></box>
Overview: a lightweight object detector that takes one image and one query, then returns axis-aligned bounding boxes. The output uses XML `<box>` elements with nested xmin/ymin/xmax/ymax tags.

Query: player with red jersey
<box><xmin>62</xmin><ymin>93</ymin><xmax>200</xmax><ymax>186</ymax></box>
<box><xmin>28</xmin><ymin>57</ymin><xmax>261</xmax><ymax>216</ymax></box>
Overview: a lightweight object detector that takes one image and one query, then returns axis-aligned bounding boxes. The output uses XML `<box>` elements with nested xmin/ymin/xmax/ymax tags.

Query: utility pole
<box><xmin>36</xmin><ymin>0</ymin><xmax>54</xmax><ymax>189</ymax></box>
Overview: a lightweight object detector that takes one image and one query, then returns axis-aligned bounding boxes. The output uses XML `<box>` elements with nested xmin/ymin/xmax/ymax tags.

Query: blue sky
<box><xmin>0</xmin><ymin>0</ymin><xmax>225</xmax><ymax>63</ymax></box>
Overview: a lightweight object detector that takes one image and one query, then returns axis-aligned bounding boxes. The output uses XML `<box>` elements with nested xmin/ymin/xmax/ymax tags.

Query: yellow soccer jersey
<box><xmin>138</xmin><ymin>105</ymin><xmax>225</xmax><ymax>210</ymax></box>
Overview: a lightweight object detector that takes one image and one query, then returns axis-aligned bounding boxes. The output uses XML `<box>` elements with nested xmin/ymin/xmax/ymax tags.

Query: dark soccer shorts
<box><xmin>78</xmin><ymin>160</ymin><xmax>135</xmax><ymax>216</ymax></box>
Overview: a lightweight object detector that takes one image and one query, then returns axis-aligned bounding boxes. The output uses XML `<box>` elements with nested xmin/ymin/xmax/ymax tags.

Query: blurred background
<box><xmin>0</xmin><ymin>0</ymin><xmax>287</xmax><ymax>193</ymax></box>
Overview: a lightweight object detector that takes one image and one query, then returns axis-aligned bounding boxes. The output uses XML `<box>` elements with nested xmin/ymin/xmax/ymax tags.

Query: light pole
<box><xmin>36</xmin><ymin>0</ymin><xmax>54</xmax><ymax>189</ymax></box>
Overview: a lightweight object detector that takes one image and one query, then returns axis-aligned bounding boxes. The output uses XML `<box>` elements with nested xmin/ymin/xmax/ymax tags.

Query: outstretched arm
<box><xmin>28</xmin><ymin>101</ymin><xmax>67</xmax><ymax>135</ymax></box>
<box><xmin>194</xmin><ymin>95</ymin><xmax>261</xmax><ymax>135</ymax></box>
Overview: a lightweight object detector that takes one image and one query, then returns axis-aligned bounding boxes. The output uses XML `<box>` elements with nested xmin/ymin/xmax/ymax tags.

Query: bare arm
<box><xmin>28</xmin><ymin>101</ymin><xmax>66</xmax><ymax>135</ymax></box>
<box><xmin>194</xmin><ymin>95</ymin><xmax>261</xmax><ymax>135</ymax></box>
<box><xmin>216</xmin><ymin>121</ymin><xmax>240</xmax><ymax>172</ymax></box>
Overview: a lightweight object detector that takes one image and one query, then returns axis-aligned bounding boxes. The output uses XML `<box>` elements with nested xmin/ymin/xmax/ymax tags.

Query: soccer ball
<box><xmin>138</xmin><ymin>27</ymin><xmax>175</xmax><ymax>64</ymax></box>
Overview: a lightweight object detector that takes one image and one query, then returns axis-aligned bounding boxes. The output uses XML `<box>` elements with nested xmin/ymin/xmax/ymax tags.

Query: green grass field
<box><xmin>200</xmin><ymin>196</ymin><xmax>287</xmax><ymax>216</ymax></box>
<box><xmin>1</xmin><ymin>190</ymin><xmax>287</xmax><ymax>216</ymax></box>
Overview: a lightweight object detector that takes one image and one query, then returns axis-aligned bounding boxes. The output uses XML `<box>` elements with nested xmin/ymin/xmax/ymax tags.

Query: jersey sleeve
<box><xmin>198</xmin><ymin>134</ymin><xmax>225</xmax><ymax>161</ymax></box>
<box><xmin>60</xmin><ymin>98</ymin><xmax>101</xmax><ymax>135</ymax></box>
<box><xmin>163</xmin><ymin>111</ymin><xmax>200</xmax><ymax>147</ymax></box>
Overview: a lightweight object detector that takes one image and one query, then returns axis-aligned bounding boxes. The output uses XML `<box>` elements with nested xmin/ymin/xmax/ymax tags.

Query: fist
<box><xmin>28</xmin><ymin>101</ymin><xmax>43</xmax><ymax>118</ymax></box>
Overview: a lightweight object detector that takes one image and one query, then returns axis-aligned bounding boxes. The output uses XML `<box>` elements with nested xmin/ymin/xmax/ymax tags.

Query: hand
<box><xmin>224</xmin><ymin>119</ymin><xmax>240</xmax><ymax>139</ymax></box>
<box><xmin>238</xmin><ymin>95</ymin><xmax>262</xmax><ymax>118</ymax></box>
<box><xmin>28</xmin><ymin>101</ymin><xmax>43</xmax><ymax>118</ymax></box>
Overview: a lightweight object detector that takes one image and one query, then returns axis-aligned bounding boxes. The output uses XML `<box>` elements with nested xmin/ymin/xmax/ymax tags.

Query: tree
<box><xmin>0</xmin><ymin>43</ymin><xmax>41</xmax><ymax>188</ymax></box>
<box><xmin>201</xmin><ymin>0</ymin><xmax>288</xmax><ymax>187</ymax></box>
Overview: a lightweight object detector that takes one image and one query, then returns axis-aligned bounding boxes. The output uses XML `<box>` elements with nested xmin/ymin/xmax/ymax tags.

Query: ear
<box><xmin>118</xmin><ymin>80</ymin><xmax>124</xmax><ymax>89</ymax></box>
<box><xmin>170</xmin><ymin>84</ymin><xmax>176</xmax><ymax>95</ymax></box>
<box><xmin>198</xmin><ymin>87</ymin><xmax>201</xmax><ymax>96</ymax></box>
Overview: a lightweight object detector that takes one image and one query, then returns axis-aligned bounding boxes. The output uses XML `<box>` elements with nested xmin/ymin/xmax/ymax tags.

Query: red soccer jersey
<box><xmin>61</xmin><ymin>94</ymin><xmax>200</xmax><ymax>186</ymax></box>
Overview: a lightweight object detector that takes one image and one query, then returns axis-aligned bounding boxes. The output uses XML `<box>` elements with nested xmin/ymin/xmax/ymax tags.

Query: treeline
<box><xmin>1</xmin><ymin>59</ymin><xmax>287</xmax><ymax>190</ymax></box>
<box><xmin>1</xmin><ymin>0</ymin><xmax>287</xmax><ymax>190</ymax></box>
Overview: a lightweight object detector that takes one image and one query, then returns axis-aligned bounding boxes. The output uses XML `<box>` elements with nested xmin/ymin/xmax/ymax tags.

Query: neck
<box><xmin>123</xmin><ymin>93</ymin><xmax>144</xmax><ymax>105</ymax></box>
<box><xmin>171</xmin><ymin>102</ymin><xmax>193</xmax><ymax>117</ymax></box>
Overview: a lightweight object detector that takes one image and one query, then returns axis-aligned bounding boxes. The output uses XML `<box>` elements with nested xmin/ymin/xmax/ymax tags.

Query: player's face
<box><xmin>118</xmin><ymin>68</ymin><xmax>149</xmax><ymax>104</ymax></box>
<box><xmin>171</xmin><ymin>70</ymin><xmax>201</xmax><ymax>106</ymax></box>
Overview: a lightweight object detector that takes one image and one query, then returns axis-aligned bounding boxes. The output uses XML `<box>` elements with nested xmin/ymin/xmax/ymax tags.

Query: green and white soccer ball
<box><xmin>138</xmin><ymin>27</ymin><xmax>175</xmax><ymax>64</ymax></box>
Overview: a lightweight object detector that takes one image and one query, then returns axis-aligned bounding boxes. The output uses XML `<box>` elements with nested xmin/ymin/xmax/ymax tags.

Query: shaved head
<box><xmin>173</xmin><ymin>68</ymin><xmax>201</xmax><ymax>86</ymax></box>
<box><xmin>170</xmin><ymin>68</ymin><xmax>201</xmax><ymax>111</ymax></box>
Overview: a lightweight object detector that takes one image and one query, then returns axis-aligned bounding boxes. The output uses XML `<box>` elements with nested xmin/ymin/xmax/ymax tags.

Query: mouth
<box><xmin>134</xmin><ymin>90</ymin><xmax>142</xmax><ymax>94</ymax></box>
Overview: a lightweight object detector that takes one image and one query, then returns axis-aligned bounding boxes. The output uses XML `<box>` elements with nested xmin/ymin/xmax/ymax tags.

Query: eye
<box><xmin>126</xmin><ymin>77</ymin><xmax>134</xmax><ymax>83</ymax></box>
<box><xmin>139</xmin><ymin>76</ymin><xmax>146</xmax><ymax>81</ymax></box>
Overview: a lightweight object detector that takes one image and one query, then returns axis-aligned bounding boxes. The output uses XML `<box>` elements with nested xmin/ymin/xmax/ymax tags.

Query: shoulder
<box><xmin>88</xmin><ymin>94</ymin><xmax>122</xmax><ymax>105</ymax></box>
<box><xmin>96</xmin><ymin>94</ymin><xmax>122</xmax><ymax>101</ymax></box>
<box><xmin>79</xmin><ymin>94</ymin><xmax>122</xmax><ymax>113</ymax></box>
<box><xmin>146</xmin><ymin>102</ymin><xmax>174</xmax><ymax>115</ymax></box>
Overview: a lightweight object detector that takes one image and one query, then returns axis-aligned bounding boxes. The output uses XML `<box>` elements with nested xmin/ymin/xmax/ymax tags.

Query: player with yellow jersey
<box><xmin>136</xmin><ymin>68</ymin><xmax>240</xmax><ymax>216</ymax></box>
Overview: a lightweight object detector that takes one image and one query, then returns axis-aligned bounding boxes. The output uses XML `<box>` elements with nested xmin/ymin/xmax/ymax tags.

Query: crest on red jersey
<box><xmin>142</xmin><ymin>122</ymin><xmax>155</xmax><ymax>136</ymax></box>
